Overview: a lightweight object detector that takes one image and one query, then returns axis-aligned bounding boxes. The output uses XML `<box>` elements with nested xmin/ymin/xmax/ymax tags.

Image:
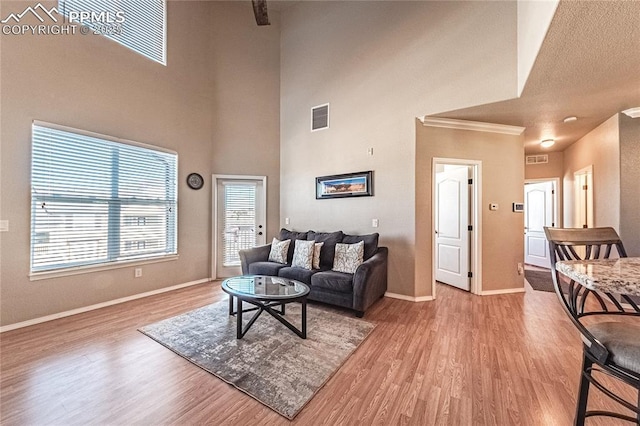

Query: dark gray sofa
<box><xmin>239</xmin><ymin>229</ymin><xmax>388</xmax><ymax>317</ymax></box>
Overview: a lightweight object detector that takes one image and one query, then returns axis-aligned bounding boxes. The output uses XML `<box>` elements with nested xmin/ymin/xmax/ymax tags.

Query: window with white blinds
<box><xmin>58</xmin><ymin>0</ymin><xmax>166</xmax><ymax>65</ymax></box>
<box><xmin>223</xmin><ymin>183</ymin><xmax>257</xmax><ymax>267</ymax></box>
<box><xmin>30</xmin><ymin>122</ymin><xmax>177</xmax><ymax>274</ymax></box>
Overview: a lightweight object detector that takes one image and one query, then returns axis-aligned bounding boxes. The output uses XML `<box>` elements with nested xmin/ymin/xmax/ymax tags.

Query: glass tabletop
<box><xmin>222</xmin><ymin>275</ymin><xmax>310</xmax><ymax>299</ymax></box>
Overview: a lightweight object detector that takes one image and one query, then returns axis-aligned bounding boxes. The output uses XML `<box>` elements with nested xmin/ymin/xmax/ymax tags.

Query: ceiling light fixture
<box><xmin>540</xmin><ymin>139</ymin><xmax>555</xmax><ymax>148</ymax></box>
<box><xmin>622</xmin><ymin>107</ymin><xmax>640</xmax><ymax>118</ymax></box>
<box><xmin>563</xmin><ymin>116</ymin><xmax>577</xmax><ymax>123</ymax></box>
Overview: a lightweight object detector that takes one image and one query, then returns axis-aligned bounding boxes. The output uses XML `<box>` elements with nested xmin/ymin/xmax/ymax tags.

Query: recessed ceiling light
<box><xmin>540</xmin><ymin>139</ymin><xmax>555</xmax><ymax>148</ymax></box>
<box><xmin>622</xmin><ymin>107</ymin><xmax>640</xmax><ymax>118</ymax></box>
<box><xmin>563</xmin><ymin>116</ymin><xmax>577</xmax><ymax>123</ymax></box>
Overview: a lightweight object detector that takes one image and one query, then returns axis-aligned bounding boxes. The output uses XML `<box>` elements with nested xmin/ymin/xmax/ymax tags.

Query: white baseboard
<box><xmin>384</xmin><ymin>292</ymin><xmax>434</xmax><ymax>302</ymax></box>
<box><xmin>0</xmin><ymin>278</ymin><xmax>211</xmax><ymax>333</ymax></box>
<box><xmin>481</xmin><ymin>287</ymin><xmax>526</xmax><ymax>296</ymax></box>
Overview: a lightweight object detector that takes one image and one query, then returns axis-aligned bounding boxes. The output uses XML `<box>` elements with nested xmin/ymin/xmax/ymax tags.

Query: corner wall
<box><xmin>562</xmin><ymin>115</ymin><xmax>620</xmax><ymax>229</ymax></box>
<box><xmin>619</xmin><ymin>114</ymin><xmax>640</xmax><ymax>255</ymax></box>
<box><xmin>280</xmin><ymin>0</ymin><xmax>518</xmax><ymax>297</ymax></box>
<box><xmin>0</xmin><ymin>1</ymin><xmax>281</xmax><ymax>326</ymax></box>
<box><xmin>416</xmin><ymin>124</ymin><xmax>525</xmax><ymax>295</ymax></box>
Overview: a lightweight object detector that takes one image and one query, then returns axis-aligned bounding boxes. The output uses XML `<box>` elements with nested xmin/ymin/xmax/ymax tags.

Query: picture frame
<box><xmin>315</xmin><ymin>171</ymin><xmax>373</xmax><ymax>200</ymax></box>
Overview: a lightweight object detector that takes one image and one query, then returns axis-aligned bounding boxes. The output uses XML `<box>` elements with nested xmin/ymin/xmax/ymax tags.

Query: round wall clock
<box><xmin>186</xmin><ymin>173</ymin><xmax>204</xmax><ymax>190</ymax></box>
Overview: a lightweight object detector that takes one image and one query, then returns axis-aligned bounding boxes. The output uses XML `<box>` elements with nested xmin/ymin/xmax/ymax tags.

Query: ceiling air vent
<box><xmin>526</xmin><ymin>154</ymin><xmax>548</xmax><ymax>165</ymax></box>
<box><xmin>311</xmin><ymin>103</ymin><xmax>329</xmax><ymax>132</ymax></box>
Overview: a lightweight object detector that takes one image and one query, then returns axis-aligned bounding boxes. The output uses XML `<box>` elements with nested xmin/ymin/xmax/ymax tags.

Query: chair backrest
<box><xmin>544</xmin><ymin>227</ymin><xmax>630</xmax><ymax>362</ymax></box>
<box><xmin>544</xmin><ymin>227</ymin><xmax>627</xmax><ymax>262</ymax></box>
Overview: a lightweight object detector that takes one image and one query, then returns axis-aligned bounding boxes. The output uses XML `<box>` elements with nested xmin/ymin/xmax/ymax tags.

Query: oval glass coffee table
<box><xmin>221</xmin><ymin>275</ymin><xmax>310</xmax><ymax>339</ymax></box>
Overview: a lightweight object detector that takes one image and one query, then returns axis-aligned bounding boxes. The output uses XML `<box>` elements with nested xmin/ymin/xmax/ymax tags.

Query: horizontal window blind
<box><xmin>58</xmin><ymin>0</ymin><xmax>166</xmax><ymax>65</ymax></box>
<box><xmin>223</xmin><ymin>183</ymin><xmax>257</xmax><ymax>267</ymax></box>
<box><xmin>31</xmin><ymin>123</ymin><xmax>177</xmax><ymax>273</ymax></box>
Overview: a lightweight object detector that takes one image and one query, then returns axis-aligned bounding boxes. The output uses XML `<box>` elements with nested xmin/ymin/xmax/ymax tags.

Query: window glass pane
<box><xmin>31</xmin><ymin>123</ymin><xmax>177</xmax><ymax>273</ymax></box>
<box><xmin>58</xmin><ymin>0</ymin><xmax>166</xmax><ymax>65</ymax></box>
<box><xmin>223</xmin><ymin>183</ymin><xmax>256</xmax><ymax>266</ymax></box>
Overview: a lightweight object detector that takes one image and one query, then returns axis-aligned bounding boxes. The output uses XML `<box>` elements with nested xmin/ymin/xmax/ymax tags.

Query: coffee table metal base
<box><xmin>228</xmin><ymin>295</ymin><xmax>307</xmax><ymax>339</ymax></box>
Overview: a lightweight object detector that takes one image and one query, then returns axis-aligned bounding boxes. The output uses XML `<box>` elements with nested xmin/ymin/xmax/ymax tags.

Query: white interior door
<box><xmin>213</xmin><ymin>176</ymin><xmax>266</xmax><ymax>278</ymax></box>
<box><xmin>524</xmin><ymin>181</ymin><xmax>554</xmax><ymax>268</ymax></box>
<box><xmin>435</xmin><ymin>166</ymin><xmax>470</xmax><ymax>291</ymax></box>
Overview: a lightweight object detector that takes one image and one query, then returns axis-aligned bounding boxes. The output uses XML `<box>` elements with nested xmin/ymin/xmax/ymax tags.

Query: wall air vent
<box><xmin>311</xmin><ymin>103</ymin><xmax>330</xmax><ymax>132</ymax></box>
<box><xmin>526</xmin><ymin>154</ymin><xmax>548</xmax><ymax>165</ymax></box>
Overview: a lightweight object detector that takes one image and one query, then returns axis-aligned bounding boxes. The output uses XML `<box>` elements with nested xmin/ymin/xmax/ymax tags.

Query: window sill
<box><xmin>29</xmin><ymin>255</ymin><xmax>179</xmax><ymax>281</ymax></box>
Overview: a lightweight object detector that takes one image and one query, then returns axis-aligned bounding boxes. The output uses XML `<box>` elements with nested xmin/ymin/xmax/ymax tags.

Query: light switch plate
<box><xmin>489</xmin><ymin>203</ymin><xmax>499</xmax><ymax>211</ymax></box>
<box><xmin>372</xmin><ymin>219</ymin><xmax>379</xmax><ymax>228</ymax></box>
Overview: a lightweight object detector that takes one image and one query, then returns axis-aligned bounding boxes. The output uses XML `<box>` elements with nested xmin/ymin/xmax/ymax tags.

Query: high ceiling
<box><xmin>431</xmin><ymin>1</ymin><xmax>640</xmax><ymax>154</ymax></box>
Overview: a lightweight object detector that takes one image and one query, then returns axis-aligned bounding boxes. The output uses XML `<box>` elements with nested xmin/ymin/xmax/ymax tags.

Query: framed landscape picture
<box><xmin>316</xmin><ymin>171</ymin><xmax>373</xmax><ymax>199</ymax></box>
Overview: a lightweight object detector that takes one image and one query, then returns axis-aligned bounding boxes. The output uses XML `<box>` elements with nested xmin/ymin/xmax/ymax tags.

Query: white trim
<box><xmin>29</xmin><ymin>254</ymin><xmax>179</xmax><ymax>281</ymax></box>
<box><xmin>481</xmin><ymin>287</ymin><xmax>526</xmax><ymax>296</ymax></box>
<box><xmin>431</xmin><ymin>158</ymin><xmax>483</xmax><ymax>299</ymax></box>
<box><xmin>211</xmin><ymin>174</ymin><xmax>267</xmax><ymax>279</ymax></box>
<box><xmin>420</xmin><ymin>117</ymin><xmax>525</xmax><ymax>136</ymax></box>
<box><xmin>384</xmin><ymin>292</ymin><xmax>434</xmax><ymax>302</ymax></box>
<box><xmin>33</xmin><ymin>120</ymin><xmax>177</xmax><ymax>154</ymax></box>
<box><xmin>0</xmin><ymin>278</ymin><xmax>210</xmax><ymax>333</ymax></box>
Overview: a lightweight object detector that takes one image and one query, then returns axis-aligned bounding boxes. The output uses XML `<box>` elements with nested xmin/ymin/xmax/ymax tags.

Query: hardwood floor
<box><xmin>1</xmin><ymin>282</ymin><xmax>636</xmax><ymax>425</ymax></box>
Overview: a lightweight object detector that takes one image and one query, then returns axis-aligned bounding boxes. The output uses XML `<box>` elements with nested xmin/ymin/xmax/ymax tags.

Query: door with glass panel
<box><xmin>213</xmin><ymin>176</ymin><xmax>266</xmax><ymax>278</ymax></box>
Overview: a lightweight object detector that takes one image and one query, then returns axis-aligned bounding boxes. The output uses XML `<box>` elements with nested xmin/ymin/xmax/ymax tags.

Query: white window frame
<box><xmin>29</xmin><ymin>121</ymin><xmax>178</xmax><ymax>281</ymax></box>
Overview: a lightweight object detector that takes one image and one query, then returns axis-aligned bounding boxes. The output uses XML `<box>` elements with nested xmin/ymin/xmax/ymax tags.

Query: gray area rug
<box><xmin>139</xmin><ymin>301</ymin><xmax>375</xmax><ymax>419</ymax></box>
<box><xmin>525</xmin><ymin>269</ymin><xmax>555</xmax><ymax>292</ymax></box>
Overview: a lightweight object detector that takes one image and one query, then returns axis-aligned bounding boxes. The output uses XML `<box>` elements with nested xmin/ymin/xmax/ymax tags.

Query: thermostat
<box><xmin>513</xmin><ymin>203</ymin><xmax>524</xmax><ymax>212</ymax></box>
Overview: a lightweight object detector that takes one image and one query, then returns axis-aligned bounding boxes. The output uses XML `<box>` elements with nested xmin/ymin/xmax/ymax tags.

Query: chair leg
<box><xmin>575</xmin><ymin>351</ymin><xmax>593</xmax><ymax>426</ymax></box>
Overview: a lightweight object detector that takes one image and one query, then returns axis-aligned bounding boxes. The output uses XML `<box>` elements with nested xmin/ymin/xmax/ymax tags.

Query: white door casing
<box><xmin>212</xmin><ymin>175</ymin><xmax>266</xmax><ymax>279</ymax></box>
<box><xmin>524</xmin><ymin>181</ymin><xmax>554</xmax><ymax>268</ymax></box>
<box><xmin>574</xmin><ymin>166</ymin><xmax>594</xmax><ymax>229</ymax></box>
<box><xmin>435</xmin><ymin>166</ymin><xmax>470</xmax><ymax>291</ymax></box>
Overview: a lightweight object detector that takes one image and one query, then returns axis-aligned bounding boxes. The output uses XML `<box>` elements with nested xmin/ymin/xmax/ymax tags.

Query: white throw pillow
<box><xmin>332</xmin><ymin>241</ymin><xmax>364</xmax><ymax>274</ymax></box>
<box><xmin>292</xmin><ymin>239</ymin><xmax>315</xmax><ymax>270</ymax></box>
<box><xmin>313</xmin><ymin>242</ymin><xmax>324</xmax><ymax>270</ymax></box>
<box><xmin>268</xmin><ymin>238</ymin><xmax>290</xmax><ymax>264</ymax></box>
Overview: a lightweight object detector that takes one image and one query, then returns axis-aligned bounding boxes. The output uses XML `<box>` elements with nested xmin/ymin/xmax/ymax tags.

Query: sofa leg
<box><xmin>355</xmin><ymin>311</ymin><xmax>364</xmax><ymax>318</ymax></box>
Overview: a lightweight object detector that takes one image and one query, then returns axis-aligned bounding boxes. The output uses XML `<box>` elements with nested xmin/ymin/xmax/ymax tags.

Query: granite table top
<box><xmin>556</xmin><ymin>257</ymin><xmax>640</xmax><ymax>296</ymax></box>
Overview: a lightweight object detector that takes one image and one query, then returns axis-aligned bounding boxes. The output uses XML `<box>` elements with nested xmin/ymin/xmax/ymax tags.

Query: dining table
<box><xmin>555</xmin><ymin>256</ymin><xmax>640</xmax><ymax>299</ymax></box>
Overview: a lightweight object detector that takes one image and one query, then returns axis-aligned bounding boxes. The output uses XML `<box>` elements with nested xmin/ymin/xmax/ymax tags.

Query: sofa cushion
<box><xmin>342</xmin><ymin>233</ymin><xmax>379</xmax><ymax>260</ymax></box>
<box><xmin>268</xmin><ymin>238</ymin><xmax>290</xmax><ymax>264</ymax></box>
<box><xmin>278</xmin><ymin>228</ymin><xmax>309</xmax><ymax>262</ymax></box>
<box><xmin>248</xmin><ymin>261</ymin><xmax>288</xmax><ymax>276</ymax></box>
<box><xmin>333</xmin><ymin>241</ymin><xmax>364</xmax><ymax>273</ymax></box>
<box><xmin>313</xmin><ymin>242</ymin><xmax>324</xmax><ymax>269</ymax></box>
<box><xmin>308</xmin><ymin>231</ymin><xmax>344</xmax><ymax>268</ymax></box>
<box><xmin>312</xmin><ymin>270</ymin><xmax>354</xmax><ymax>294</ymax></box>
<box><xmin>278</xmin><ymin>267</ymin><xmax>316</xmax><ymax>285</ymax></box>
<box><xmin>292</xmin><ymin>239</ymin><xmax>315</xmax><ymax>270</ymax></box>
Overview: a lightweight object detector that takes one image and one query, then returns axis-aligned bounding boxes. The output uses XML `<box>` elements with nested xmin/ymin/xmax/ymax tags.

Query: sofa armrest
<box><xmin>239</xmin><ymin>244</ymin><xmax>271</xmax><ymax>275</ymax></box>
<box><xmin>352</xmin><ymin>247</ymin><xmax>388</xmax><ymax>313</ymax></box>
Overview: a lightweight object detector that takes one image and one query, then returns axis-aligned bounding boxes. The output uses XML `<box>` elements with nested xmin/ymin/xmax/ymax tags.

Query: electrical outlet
<box><xmin>372</xmin><ymin>218</ymin><xmax>379</xmax><ymax>228</ymax></box>
<box><xmin>135</xmin><ymin>268</ymin><xmax>142</xmax><ymax>278</ymax></box>
<box><xmin>0</xmin><ymin>220</ymin><xmax>8</xmax><ymax>232</ymax></box>
<box><xmin>367</xmin><ymin>147</ymin><xmax>374</xmax><ymax>156</ymax></box>
<box><xmin>517</xmin><ymin>263</ymin><xmax>524</xmax><ymax>275</ymax></box>
<box><xmin>285</xmin><ymin>217</ymin><xmax>290</xmax><ymax>225</ymax></box>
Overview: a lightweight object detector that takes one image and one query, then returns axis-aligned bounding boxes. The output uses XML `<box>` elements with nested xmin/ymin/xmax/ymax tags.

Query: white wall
<box><xmin>517</xmin><ymin>0</ymin><xmax>559</xmax><ymax>95</ymax></box>
<box><xmin>280</xmin><ymin>1</ymin><xmax>518</xmax><ymax>297</ymax></box>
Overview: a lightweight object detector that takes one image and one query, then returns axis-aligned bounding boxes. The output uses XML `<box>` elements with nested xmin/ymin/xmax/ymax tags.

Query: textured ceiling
<box><xmin>432</xmin><ymin>0</ymin><xmax>640</xmax><ymax>154</ymax></box>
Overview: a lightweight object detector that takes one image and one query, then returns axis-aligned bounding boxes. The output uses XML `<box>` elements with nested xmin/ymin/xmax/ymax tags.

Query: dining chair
<box><xmin>544</xmin><ymin>226</ymin><xmax>640</xmax><ymax>425</ymax></box>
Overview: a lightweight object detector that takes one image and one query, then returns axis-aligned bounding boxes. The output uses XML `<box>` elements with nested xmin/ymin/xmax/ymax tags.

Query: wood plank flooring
<box><xmin>1</xmin><ymin>282</ymin><xmax>637</xmax><ymax>425</ymax></box>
